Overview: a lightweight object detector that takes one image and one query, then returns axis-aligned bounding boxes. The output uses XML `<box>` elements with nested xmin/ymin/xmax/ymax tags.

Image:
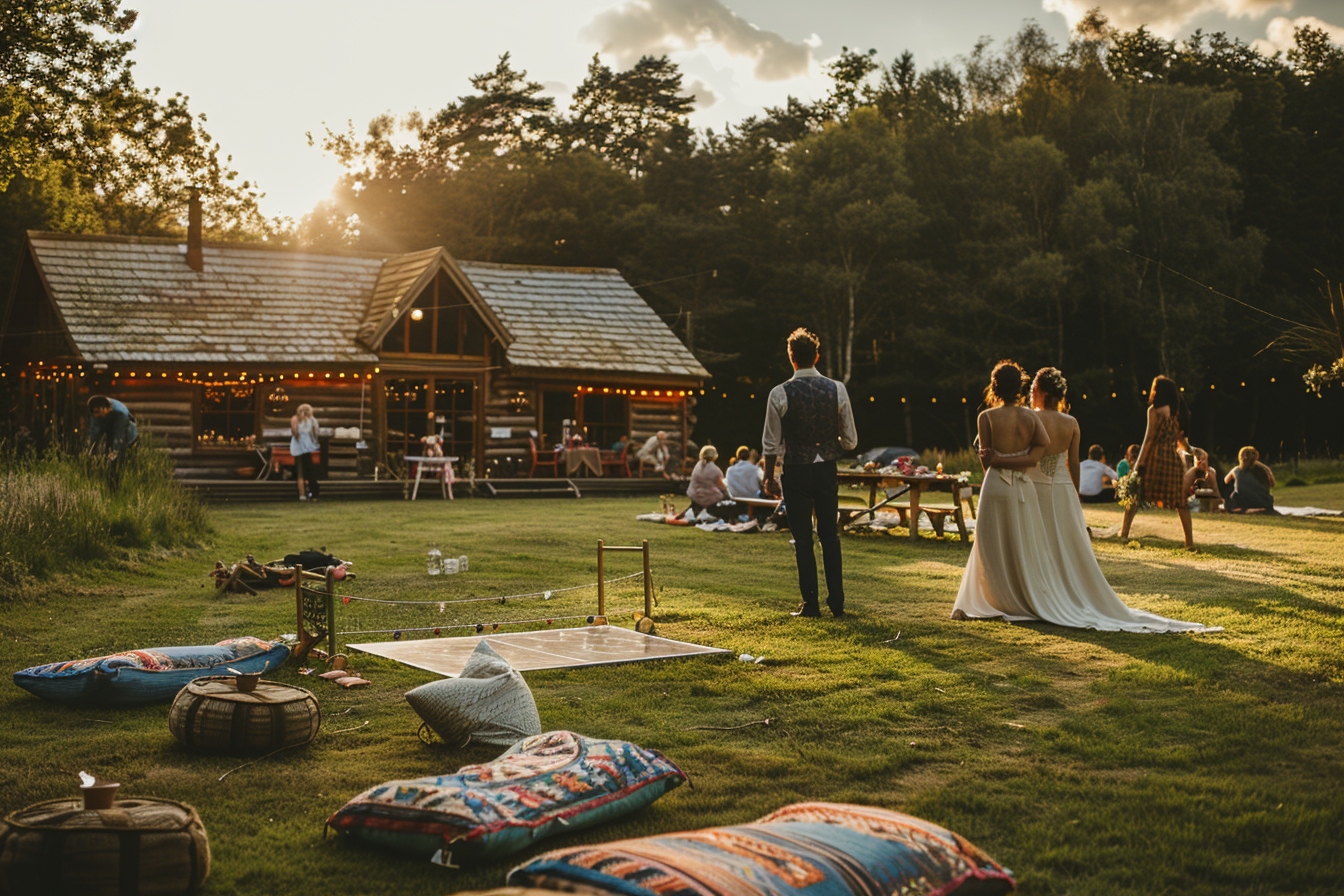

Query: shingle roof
<box><xmin>459</xmin><ymin>261</ymin><xmax>708</xmax><ymax>379</ymax></box>
<box><xmin>21</xmin><ymin>233</ymin><xmax>707</xmax><ymax>380</ymax></box>
<box><xmin>27</xmin><ymin>233</ymin><xmax>384</xmax><ymax>364</ymax></box>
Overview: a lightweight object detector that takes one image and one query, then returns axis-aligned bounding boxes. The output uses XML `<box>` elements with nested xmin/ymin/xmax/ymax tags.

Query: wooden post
<box><xmin>597</xmin><ymin>539</ymin><xmax>606</xmax><ymax>617</ymax></box>
<box><xmin>325</xmin><ymin>566</ymin><xmax>337</xmax><ymax>658</ymax></box>
<box><xmin>294</xmin><ymin>564</ymin><xmax>304</xmax><ymax>635</ymax></box>
<box><xmin>642</xmin><ymin>539</ymin><xmax>653</xmax><ymax>621</ymax></box>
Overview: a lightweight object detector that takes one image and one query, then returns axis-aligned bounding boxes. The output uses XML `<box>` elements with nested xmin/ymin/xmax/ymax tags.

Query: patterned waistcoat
<box><xmin>781</xmin><ymin>376</ymin><xmax>843</xmax><ymax>466</ymax></box>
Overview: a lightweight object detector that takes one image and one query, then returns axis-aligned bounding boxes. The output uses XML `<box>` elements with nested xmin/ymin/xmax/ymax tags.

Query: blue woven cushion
<box><xmin>326</xmin><ymin>730</ymin><xmax>686</xmax><ymax>864</ymax></box>
<box><xmin>507</xmin><ymin>802</ymin><xmax>1015</xmax><ymax>896</ymax></box>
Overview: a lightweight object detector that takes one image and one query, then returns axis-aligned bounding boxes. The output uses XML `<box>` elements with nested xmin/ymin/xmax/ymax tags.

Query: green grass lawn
<box><xmin>3</xmin><ymin>488</ymin><xmax>1343</xmax><ymax>895</ymax></box>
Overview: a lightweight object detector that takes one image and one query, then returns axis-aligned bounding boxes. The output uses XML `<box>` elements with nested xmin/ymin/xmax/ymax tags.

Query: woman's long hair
<box><xmin>1148</xmin><ymin>376</ymin><xmax>1189</xmax><ymax>434</ymax></box>
<box><xmin>984</xmin><ymin>360</ymin><xmax>1027</xmax><ymax>408</ymax></box>
<box><xmin>295</xmin><ymin>403</ymin><xmax>314</xmax><ymax>420</ymax></box>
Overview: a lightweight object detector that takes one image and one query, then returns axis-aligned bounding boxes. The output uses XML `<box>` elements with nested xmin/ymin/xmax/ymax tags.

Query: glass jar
<box><xmin>427</xmin><ymin>547</ymin><xmax>442</xmax><ymax>575</ymax></box>
<box><xmin>458</xmin><ymin>555</ymin><xmax>469</xmax><ymax>573</ymax></box>
<box><xmin>442</xmin><ymin>557</ymin><xmax>460</xmax><ymax>574</ymax></box>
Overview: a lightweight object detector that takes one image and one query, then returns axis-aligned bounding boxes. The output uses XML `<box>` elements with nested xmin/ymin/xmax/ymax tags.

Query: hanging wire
<box><xmin>331</xmin><ymin>571</ymin><xmax>644</xmax><ymax>606</ymax></box>
<box><xmin>341</xmin><ymin>612</ymin><xmax>625</xmax><ymax>637</ymax></box>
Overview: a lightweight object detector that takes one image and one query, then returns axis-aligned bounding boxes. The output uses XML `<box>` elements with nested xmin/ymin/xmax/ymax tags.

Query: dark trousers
<box><xmin>295</xmin><ymin>452</ymin><xmax>320</xmax><ymax>498</ymax></box>
<box><xmin>1081</xmin><ymin>488</ymin><xmax>1115</xmax><ymax>503</ymax></box>
<box><xmin>782</xmin><ymin>461</ymin><xmax>844</xmax><ymax>612</ymax></box>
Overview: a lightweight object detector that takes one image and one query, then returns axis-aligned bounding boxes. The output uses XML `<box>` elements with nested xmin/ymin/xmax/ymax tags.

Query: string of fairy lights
<box><xmin>0</xmin><ymin>360</ymin><xmax>1312</xmax><ymax>402</ymax></box>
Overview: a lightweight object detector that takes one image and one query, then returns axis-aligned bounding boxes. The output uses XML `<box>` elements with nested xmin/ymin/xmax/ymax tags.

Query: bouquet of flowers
<box><xmin>1114</xmin><ymin>470</ymin><xmax>1151</xmax><ymax>509</ymax></box>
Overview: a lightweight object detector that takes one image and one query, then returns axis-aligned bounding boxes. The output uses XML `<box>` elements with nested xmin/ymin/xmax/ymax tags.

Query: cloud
<box><xmin>1042</xmin><ymin>0</ymin><xmax>1291</xmax><ymax>37</ymax></box>
<box><xmin>683</xmin><ymin>78</ymin><xmax>719</xmax><ymax>108</ymax></box>
<box><xmin>1258</xmin><ymin>14</ymin><xmax>1344</xmax><ymax>53</ymax></box>
<box><xmin>582</xmin><ymin>0</ymin><xmax>813</xmax><ymax>81</ymax></box>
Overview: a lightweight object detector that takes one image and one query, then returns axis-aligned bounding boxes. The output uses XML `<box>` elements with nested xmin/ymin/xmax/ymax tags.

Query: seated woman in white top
<box><xmin>725</xmin><ymin>445</ymin><xmax>762</xmax><ymax>498</ymax></box>
<box><xmin>1078</xmin><ymin>444</ymin><xmax>1119</xmax><ymax>503</ymax></box>
<box><xmin>686</xmin><ymin>445</ymin><xmax>729</xmax><ymax>510</ymax></box>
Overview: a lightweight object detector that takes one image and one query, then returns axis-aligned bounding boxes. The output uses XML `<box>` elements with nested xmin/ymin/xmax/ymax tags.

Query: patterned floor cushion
<box><xmin>405</xmin><ymin>641</ymin><xmax>542</xmax><ymax>747</ymax></box>
<box><xmin>507</xmin><ymin>801</ymin><xmax>1015</xmax><ymax>896</ymax></box>
<box><xmin>12</xmin><ymin>637</ymin><xmax>290</xmax><ymax>706</ymax></box>
<box><xmin>326</xmin><ymin>730</ymin><xmax>686</xmax><ymax>865</ymax></box>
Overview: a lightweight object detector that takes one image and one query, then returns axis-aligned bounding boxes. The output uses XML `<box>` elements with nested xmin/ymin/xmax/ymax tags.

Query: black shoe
<box><xmin>828</xmin><ymin>606</ymin><xmax>846</xmax><ymax>618</ymax></box>
<box><xmin>791</xmin><ymin>605</ymin><xmax>821</xmax><ymax>618</ymax></box>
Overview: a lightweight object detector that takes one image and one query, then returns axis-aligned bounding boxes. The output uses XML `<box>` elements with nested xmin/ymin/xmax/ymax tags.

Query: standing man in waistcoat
<box><xmin>762</xmin><ymin>328</ymin><xmax>858</xmax><ymax>618</ymax></box>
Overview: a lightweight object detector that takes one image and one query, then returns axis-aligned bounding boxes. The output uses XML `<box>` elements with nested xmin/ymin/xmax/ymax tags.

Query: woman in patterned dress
<box><xmin>1120</xmin><ymin>375</ymin><xmax>1196</xmax><ymax>550</ymax></box>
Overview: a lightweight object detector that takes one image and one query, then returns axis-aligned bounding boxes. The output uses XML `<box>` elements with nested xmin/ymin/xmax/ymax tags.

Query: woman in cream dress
<box><xmin>952</xmin><ymin>360</ymin><xmax>1060</xmax><ymax>622</ymax></box>
<box><xmin>1015</xmin><ymin>367</ymin><xmax>1220</xmax><ymax>633</ymax></box>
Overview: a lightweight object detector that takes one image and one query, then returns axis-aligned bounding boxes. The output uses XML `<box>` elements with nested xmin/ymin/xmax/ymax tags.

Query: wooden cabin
<box><xmin>1</xmin><ymin>229</ymin><xmax>707</xmax><ymax>480</ymax></box>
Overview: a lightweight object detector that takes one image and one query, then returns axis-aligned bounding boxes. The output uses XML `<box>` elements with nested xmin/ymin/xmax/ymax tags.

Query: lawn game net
<box><xmin>294</xmin><ymin>541</ymin><xmax>728</xmax><ymax>675</ymax></box>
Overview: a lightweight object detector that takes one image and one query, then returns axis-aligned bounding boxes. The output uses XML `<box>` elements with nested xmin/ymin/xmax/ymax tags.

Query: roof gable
<box><xmin>357</xmin><ymin>247</ymin><xmax>508</xmax><ymax>351</ymax></box>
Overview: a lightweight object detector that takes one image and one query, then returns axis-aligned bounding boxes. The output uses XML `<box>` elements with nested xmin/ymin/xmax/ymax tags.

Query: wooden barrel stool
<box><xmin>0</xmin><ymin>797</ymin><xmax>209</xmax><ymax>895</ymax></box>
<box><xmin>169</xmin><ymin>677</ymin><xmax>319</xmax><ymax>755</ymax></box>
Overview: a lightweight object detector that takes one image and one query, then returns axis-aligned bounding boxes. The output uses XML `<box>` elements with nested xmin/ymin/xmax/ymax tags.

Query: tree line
<box><xmin>3</xmin><ymin>3</ymin><xmax>1342</xmax><ymax>455</ymax></box>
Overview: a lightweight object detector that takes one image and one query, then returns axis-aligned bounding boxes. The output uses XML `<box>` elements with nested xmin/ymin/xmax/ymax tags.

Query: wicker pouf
<box><xmin>0</xmin><ymin>797</ymin><xmax>209</xmax><ymax>895</ymax></box>
<box><xmin>169</xmin><ymin>677</ymin><xmax>319</xmax><ymax>755</ymax></box>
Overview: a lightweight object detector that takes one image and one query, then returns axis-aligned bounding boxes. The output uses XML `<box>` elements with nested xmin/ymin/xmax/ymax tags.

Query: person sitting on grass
<box><xmin>1116</xmin><ymin>443</ymin><xmax>1139</xmax><ymax>478</ymax></box>
<box><xmin>1224</xmin><ymin>446</ymin><xmax>1277</xmax><ymax>513</ymax></box>
<box><xmin>1079</xmin><ymin>444</ymin><xmax>1119</xmax><ymax>504</ymax></box>
<box><xmin>1182</xmin><ymin>446</ymin><xmax>1219</xmax><ymax>507</ymax></box>
<box><xmin>87</xmin><ymin>395</ymin><xmax>138</xmax><ymax>462</ymax></box>
<box><xmin>687</xmin><ymin>445</ymin><xmax>729</xmax><ymax>512</ymax></box>
<box><xmin>726</xmin><ymin>445</ymin><xmax>763</xmax><ymax>499</ymax></box>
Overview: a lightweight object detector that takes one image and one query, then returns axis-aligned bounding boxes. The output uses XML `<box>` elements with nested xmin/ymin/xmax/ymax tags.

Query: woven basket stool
<box><xmin>169</xmin><ymin>677</ymin><xmax>319</xmax><ymax>755</ymax></box>
<box><xmin>0</xmin><ymin>797</ymin><xmax>209</xmax><ymax>895</ymax></box>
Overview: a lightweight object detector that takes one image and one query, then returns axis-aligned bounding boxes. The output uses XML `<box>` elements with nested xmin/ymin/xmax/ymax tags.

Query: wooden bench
<box><xmin>842</xmin><ymin>501</ymin><xmax>968</xmax><ymax>540</ymax></box>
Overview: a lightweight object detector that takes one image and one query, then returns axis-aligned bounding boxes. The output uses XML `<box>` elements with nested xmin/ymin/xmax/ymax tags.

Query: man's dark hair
<box><xmin>1088</xmin><ymin>444</ymin><xmax>1105</xmax><ymax>461</ymax></box>
<box><xmin>87</xmin><ymin>395</ymin><xmax>112</xmax><ymax>412</ymax></box>
<box><xmin>787</xmin><ymin>328</ymin><xmax>819</xmax><ymax>367</ymax></box>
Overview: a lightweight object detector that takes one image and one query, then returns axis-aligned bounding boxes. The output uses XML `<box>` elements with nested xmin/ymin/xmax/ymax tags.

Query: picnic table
<box><xmin>836</xmin><ymin>469</ymin><xmax>974</xmax><ymax>542</ymax></box>
<box><xmin>405</xmin><ymin>455</ymin><xmax>458</xmax><ymax>500</ymax></box>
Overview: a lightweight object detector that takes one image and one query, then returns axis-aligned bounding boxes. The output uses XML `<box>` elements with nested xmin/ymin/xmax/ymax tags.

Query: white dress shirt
<box><xmin>761</xmin><ymin>367</ymin><xmax>859</xmax><ymax>461</ymax></box>
<box><xmin>1079</xmin><ymin>459</ymin><xmax>1118</xmax><ymax>496</ymax></box>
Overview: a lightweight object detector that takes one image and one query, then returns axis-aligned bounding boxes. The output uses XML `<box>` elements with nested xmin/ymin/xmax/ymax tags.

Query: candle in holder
<box><xmin>79</xmin><ymin>771</ymin><xmax>119</xmax><ymax>810</ymax></box>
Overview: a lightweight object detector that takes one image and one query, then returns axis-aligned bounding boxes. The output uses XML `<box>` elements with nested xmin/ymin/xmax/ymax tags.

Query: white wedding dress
<box><xmin>952</xmin><ymin>452</ymin><xmax>1221</xmax><ymax>633</ymax></box>
<box><xmin>1026</xmin><ymin>452</ymin><xmax>1221</xmax><ymax>633</ymax></box>
<box><xmin>952</xmin><ymin>451</ymin><xmax>1068</xmax><ymax>622</ymax></box>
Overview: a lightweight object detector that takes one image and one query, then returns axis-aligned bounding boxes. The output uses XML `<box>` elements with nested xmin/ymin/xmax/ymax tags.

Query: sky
<box><xmin>123</xmin><ymin>0</ymin><xmax>1344</xmax><ymax>221</ymax></box>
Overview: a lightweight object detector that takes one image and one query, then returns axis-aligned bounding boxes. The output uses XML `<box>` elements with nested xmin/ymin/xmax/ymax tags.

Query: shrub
<box><xmin>0</xmin><ymin>440</ymin><xmax>208</xmax><ymax>598</ymax></box>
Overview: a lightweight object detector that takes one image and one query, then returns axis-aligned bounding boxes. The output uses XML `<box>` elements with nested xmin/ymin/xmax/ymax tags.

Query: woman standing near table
<box><xmin>1120</xmin><ymin>376</ymin><xmax>1195</xmax><ymax>549</ymax></box>
<box><xmin>291</xmin><ymin>403</ymin><xmax>321</xmax><ymax>501</ymax></box>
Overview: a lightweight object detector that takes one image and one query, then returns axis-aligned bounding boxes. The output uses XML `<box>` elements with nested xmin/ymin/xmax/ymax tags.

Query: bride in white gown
<box><xmin>1018</xmin><ymin>368</ymin><xmax>1220</xmax><ymax>632</ymax></box>
<box><xmin>952</xmin><ymin>360</ymin><xmax>1063</xmax><ymax>622</ymax></box>
<box><xmin>952</xmin><ymin>361</ymin><xmax>1221</xmax><ymax>633</ymax></box>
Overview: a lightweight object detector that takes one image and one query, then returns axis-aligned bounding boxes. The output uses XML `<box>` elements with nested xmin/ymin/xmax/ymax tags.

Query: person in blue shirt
<box><xmin>87</xmin><ymin>395</ymin><xmax>138</xmax><ymax>461</ymax></box>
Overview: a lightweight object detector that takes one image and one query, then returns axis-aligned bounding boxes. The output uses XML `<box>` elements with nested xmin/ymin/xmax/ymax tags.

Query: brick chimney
<box><xmin>186</xmin><ymin>189</ymin><xmax>204</xmax><ymax>272</ymax></box>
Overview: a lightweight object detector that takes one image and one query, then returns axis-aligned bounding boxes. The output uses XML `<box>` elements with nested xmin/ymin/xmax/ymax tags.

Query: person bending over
<box><xmin>87</xmin><ymin>395</ymin><xmax>138</xmax><ymax>462</ymax></box>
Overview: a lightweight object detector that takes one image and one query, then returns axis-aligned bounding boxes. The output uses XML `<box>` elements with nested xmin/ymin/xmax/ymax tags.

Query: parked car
<box><xmin>855</xmin><ymin>446</ymin><xmax>918</xmax><ymax>468</ymax></box>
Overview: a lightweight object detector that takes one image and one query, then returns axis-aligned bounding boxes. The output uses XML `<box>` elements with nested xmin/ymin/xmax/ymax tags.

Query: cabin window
<box><xmin>199</xmin><ymin>386</ymin><xmax>256</xmax><ymax>444</ymax></box>
<box><xmin>384</xmin><ymin>377</ymin><xmax>476</xmax><ymax>463</ymax></box>
<box><xmin>581</xmin><ymin>394</ymin><xmax>629</xmax><ymax>450</ymax></box>
<box><xmin>380</xmin><ymin>272</ymin><xmax>489</xmax><ymax>357</ymax></box>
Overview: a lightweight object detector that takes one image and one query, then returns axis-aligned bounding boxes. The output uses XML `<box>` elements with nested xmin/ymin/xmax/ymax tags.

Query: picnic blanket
<box><xmin>1274</xmin><ymin>505</ymin><xmax>1343</xmax><ymax>517</ymax></box>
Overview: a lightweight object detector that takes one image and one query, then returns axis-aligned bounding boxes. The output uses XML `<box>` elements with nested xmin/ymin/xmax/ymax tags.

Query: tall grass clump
<box><xmin>0</xmin><ymin>440</ymin><xmax>208</xmax><ymax>598</ymax></box>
